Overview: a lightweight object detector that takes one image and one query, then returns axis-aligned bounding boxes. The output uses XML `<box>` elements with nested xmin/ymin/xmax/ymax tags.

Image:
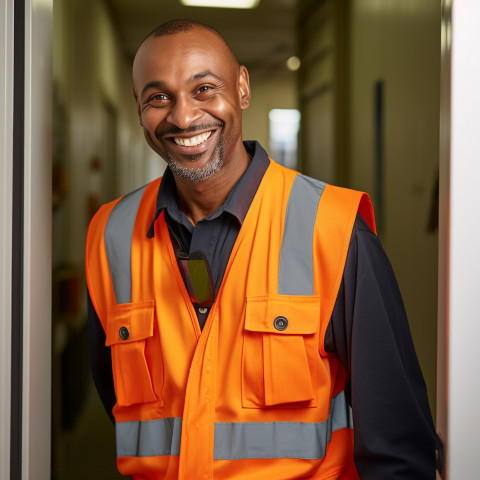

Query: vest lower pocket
<box><xmin>105</xmin><ymin>300</ymin><xmax>162</xmax><ymax>407</ymax></box>
<box><xmin>242</xmin><ymin>295</ymin><xmax>321</xmax><ymax>408</ymax></box>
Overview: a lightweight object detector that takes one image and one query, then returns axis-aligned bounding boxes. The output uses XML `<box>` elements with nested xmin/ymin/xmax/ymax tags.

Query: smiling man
<box><xmin>85</xmin><ymin>19</ymin><xmax>436</xmax><ymax>480</ymax></box>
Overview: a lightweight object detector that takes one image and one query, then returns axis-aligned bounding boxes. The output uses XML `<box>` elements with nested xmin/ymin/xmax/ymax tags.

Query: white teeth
<box><xmin>173</xmin><ymin>131</ymin><xmax>212</xmax><ymax>147</ymax></box>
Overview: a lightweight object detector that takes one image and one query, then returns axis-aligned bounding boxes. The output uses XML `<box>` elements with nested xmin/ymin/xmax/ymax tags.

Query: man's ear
<box><xmin>238</xmin><ymin>66</ymin><xmax>251</xmax><ymax>110</ymax></box>
<box><xmin>132</xmin><ymin>87</ymin><xmax>143</xmax><ymax>126</ymax></box>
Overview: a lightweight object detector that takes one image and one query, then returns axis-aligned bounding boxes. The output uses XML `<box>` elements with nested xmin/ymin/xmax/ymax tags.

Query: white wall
<box><xmin>349</xmin><ymin>0</ymin><xmax>441</xmax><ymax>414</ymax></box>
<box><xmin>438</xmin><ymin>0</ymin><xmax>480</xmax><ymax>477</ymax></box>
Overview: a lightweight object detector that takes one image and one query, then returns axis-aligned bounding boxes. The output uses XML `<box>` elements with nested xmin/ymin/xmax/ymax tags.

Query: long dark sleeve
<box><xmin>87</xmin><ymin>290</ymin><xmax>116</xmax><ymax>423</ymax></box>
<box><xmin>326</xmin><ymin>216</ymin><xmax>436</xmax><ymax>479</ymax></box>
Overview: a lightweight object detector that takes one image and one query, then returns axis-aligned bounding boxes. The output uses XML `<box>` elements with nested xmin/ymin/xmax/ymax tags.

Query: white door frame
<box><xmin>437</xmin><ymin>0</ymin><xmax>480</xmax><ymax>478</ymax></box>
<box><xmin>0</xmin><ymin>0</ymin><xmax>52</xmax><ymax>478</ymax></box>
<box><xmin>22</xmin><ymin>0</ymin><xmax>52</xmax><ymax>478</ymax></box>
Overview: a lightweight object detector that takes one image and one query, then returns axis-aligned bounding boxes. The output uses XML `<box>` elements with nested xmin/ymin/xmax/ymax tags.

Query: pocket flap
<box><xmin>245</xmin><ymin>295</ymin><xmax>320</xmax><ymax>334</ymax></box>
<box><xmin>105</xmin><ymin>300</ymin><xmax>155</xmax><ymax>346</ymax></box>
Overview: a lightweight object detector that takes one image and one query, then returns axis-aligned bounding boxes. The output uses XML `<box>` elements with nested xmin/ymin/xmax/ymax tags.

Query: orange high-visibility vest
<box><xmin>85</xmin><ymin>159</ymin><xmax>375</xmax><ymax>480</ymax></box>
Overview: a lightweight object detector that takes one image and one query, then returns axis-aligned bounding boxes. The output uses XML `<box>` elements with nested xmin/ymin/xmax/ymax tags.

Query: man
<box><xmin>86</xmin><ymin>19</ymin><xmax>436</xmax><ymax>479</ymax></box>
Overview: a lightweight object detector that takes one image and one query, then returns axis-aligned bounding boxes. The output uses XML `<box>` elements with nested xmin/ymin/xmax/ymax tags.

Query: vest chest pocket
<box><xmin>105</xmin><ymin>300</ymin><xmax>162</xmax><ymax>407</ymax></box>
<box><xmin>242</xmin><ymin>295</ymin><xmax>321</xmax><ymax>408</ymax></box>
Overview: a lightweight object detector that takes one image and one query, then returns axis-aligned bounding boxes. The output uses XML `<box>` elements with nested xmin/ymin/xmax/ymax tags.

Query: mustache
<box><xmin>158</xmin><ymin>122</ymin><xmax>224</xmax><ymax>137</ymax></box>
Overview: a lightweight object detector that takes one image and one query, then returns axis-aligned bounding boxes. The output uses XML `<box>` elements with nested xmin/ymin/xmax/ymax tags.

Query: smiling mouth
<box><xmin>173</xmin><ymin>131</ymin><xmax>213</xmax><ymax>147</ymax></box>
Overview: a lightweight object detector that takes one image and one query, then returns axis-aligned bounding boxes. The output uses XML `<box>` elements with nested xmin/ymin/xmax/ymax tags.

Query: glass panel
<box><xmin>269</xmin><ymin>109</ymin><xmax>301</xmax><ymax>170</ymax></box>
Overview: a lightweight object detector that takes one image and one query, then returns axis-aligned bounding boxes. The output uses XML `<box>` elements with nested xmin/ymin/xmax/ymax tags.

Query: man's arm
<box><xmin>326</xmin><ymin>216</ymin><xmax>436</xmax><ymax>479</ymax></box>
<box><xmin>87</xmin><ymin>291</ymin><xmax>116</xmax><ymax>423</ymax></box>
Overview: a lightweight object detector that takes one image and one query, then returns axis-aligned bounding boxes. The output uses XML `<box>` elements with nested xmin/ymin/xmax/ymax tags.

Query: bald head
<box><xmin>136</xmin><ymin>19</ymin><xmax>239</xmax><ymax>69</ymax></box>
<box><xmin>133</xmin><ymin>21</ymin><xmax>241</xmax><ymax>98</ymax></box>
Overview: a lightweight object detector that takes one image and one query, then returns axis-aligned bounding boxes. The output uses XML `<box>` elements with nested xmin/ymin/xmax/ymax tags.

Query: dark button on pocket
<box><xmin>119</xmin><ymin>326</ymin><xmax>130</xmax><ymax>341</ymax></box>
<box><xmin>273</xmin><ymin>316</ymin><xmax>288</xmax><ymax>331</ymax></box>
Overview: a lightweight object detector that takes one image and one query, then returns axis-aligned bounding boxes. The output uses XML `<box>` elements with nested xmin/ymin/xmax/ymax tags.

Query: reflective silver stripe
<box><xmin>114</xmin><ymin>393</ymin><xmax>351</xmax><ymax>460</ymax></box>
<box><xmin>104</xmin><ymin>185</ymin><xmax>148</xmax><ymax>304</ymax></box>
<box><xmin>116</xmin><ymin>417</ymin><xmax>182</xmax><ymax>457</ymax></box>
<box><xmin>331</xmin><ymin>390</ymin><xmax>354</xmax><ymax>433</ymax></box>
<box><xmin>278</xmin><ymin>175</ymin><xmax>326</xmax><ymax>295</ymax></box>
<box><xmin>214</xmin><ymin>391</ymin><xmax>352</xmax><ymax>460</ymax></box>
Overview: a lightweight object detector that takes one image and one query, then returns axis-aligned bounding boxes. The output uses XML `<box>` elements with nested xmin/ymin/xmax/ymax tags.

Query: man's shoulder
<box><xmin>265</xmin><ymin>163</ymin><xmax>373</xmax><ymax>223</ymax></box>
<box><xmin>268</xmin><ymin>162</ymin><xmax>360</xmax><ymax>197</ymax></box>
<box><xmin>117</xmin><ymin>176</ymin><xmax>163</xmax><ymax>206</ymax></box>
<box><xmin>88</xmin><ymin>177</ymin><xmax>162</xmax><ymax>234</ymax></box>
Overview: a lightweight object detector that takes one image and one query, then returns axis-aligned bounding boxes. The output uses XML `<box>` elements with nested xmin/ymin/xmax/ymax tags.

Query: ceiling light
<box><xmin>180</xmin><ymin>0</ymin><xmax>260</xmax><ymax>8</ymax></box>
<box><xmin>286</xmin><ymin>56</ymin><xmax>301</xmax><ymax>71</ymax></box>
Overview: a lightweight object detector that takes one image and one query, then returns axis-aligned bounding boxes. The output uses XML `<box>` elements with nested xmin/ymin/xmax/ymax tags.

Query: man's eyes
<box><xmin>196</xmin><ymin>84</ymin><xmax>218</xmax><ymax>96</ymax></box>
<box><xmin>145</xmin><ymin>85</ymin><xmax>215</xmax><ymax>105</ymax></box>
<box><xmin>148</xmin><ymin>93</ymin><xmax>169</xmax><ymax>102</ymax></box>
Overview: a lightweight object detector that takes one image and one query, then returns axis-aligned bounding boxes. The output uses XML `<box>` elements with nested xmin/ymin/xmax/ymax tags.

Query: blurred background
<box><xmin>51</xmin><ymin>0</ymin><xmax>440</xmax><ymax>478</ymax></box>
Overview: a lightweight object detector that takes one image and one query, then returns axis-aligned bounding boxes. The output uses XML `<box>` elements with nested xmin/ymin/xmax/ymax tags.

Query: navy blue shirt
<box><xmin>88</xmin><ymin>141</ymin><xmax>436</xmax><ymax>479</ymax></box>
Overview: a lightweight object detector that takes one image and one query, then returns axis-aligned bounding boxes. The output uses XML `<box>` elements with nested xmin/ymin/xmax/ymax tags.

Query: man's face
<box><xmin>132</xmin><ymin>28</ymin><xmax>250</xmax><ymax>183</ymax></box>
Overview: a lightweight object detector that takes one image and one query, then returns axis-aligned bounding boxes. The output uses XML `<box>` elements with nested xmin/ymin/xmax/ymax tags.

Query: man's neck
<box><xmin>174</xmin><ymin>146</ymin><xmax>251</xmax><ymax>226</ymax></box>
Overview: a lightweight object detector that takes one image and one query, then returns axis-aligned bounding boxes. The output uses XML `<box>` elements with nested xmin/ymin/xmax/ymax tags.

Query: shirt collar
<box><xmin>147</xmin><ymin>141</ymin><xmax>269</xmax><ymax>238</ymax></box>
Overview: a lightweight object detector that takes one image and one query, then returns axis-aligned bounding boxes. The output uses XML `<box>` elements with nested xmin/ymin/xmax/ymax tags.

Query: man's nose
<box><xmin>166</xmin><ymin>96</ymin><xmax>201</xmax><ymax>130</ymax></box>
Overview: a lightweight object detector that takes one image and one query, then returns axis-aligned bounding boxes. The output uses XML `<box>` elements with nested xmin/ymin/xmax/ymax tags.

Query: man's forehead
<box><xmin>136</xmin><ymin>28</ymin><xmax>226</xmax><ymax>62</ymax></box>
<box><xmin>133</xmin><ymin>29</ymin><xmax>235</xmax><ymax>86</ymax></box>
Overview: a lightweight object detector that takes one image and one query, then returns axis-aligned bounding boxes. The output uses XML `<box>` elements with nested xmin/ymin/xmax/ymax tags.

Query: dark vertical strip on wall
<box><xmin>374</xmin><ymin>80</ymin><xmax>384</xmax><ymax>236</ymax></box>
<box><xmin>11</xmin><ymin>0</ymin><xmax>25</xmax><ymax>478</ymax></box>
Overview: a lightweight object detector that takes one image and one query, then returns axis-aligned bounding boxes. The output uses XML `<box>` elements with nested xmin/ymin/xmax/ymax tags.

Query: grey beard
<box><xmin>166</xmin><ymin>143</ymin><xmax>224</xmax><ymax>183</ymax></box>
